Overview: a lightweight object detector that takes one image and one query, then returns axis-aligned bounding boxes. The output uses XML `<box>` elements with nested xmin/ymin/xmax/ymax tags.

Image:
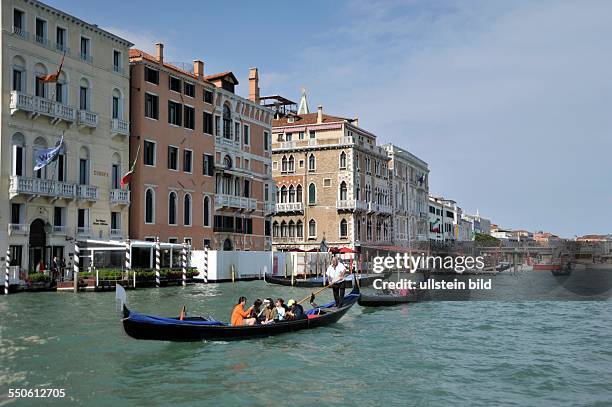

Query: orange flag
<box><xmin>39</xmin><ymin>52</ymin><xmax>65</xmax><ymax>83</ymax></box>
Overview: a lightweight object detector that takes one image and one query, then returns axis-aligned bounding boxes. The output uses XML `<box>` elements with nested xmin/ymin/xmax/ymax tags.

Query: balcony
<box><xmin>8</xmin><ymin>224</ymin><xmax>29</xmax><ymax>236</ymax></box>
<box><xmin>76</xmin><ymin>184</ymin><xmax>99</xmax><ymax>201</ymax></box>
<box><xmin>379</xmin><ymin>204</ymin><xmax>393</xmax><ymax>214</ymax></box>
<box><xmin>111</xmin><ymin>118</ymin><xmax>129</xmax><ymax>137</ymax></box>
<box><xmin>78</xmin><ymin>110</ymin><xmax>98</xmax><ymax>128</ymax></box>
<box><xmin>336</xmin><ymin>199</ymin><xmax>368</xmax><ymax>211</ymax></box>
<box><xmin>52</xmin><ymin>225</ymin><xmax>67</xmax><ymax>235</ymax></box>
<box><xmin>110</xmin><ymin>189</ymin><xmax>130</xmax><ymax>205</ymax></box>
<box><xmin>275</xmin><ymin>202</ymin><xmax>303</xmax><ymax>213</ymax></box>
<box><xmin>10</xmin><ymin>91</ymin><xmax>76</xmax><ymax>124</ymax></box>
<box><xmin>76</xmin><ymin>227</ymin><xmax>92</xmax><ymax>237</ymax></box>
<box><xmin>264</xmin><ymin>202</ymin><xmax>276</xmax><ymax>215</ymax></box>
<box><xmin>9</xmin><ymin>176</ymin><xmax>76</xmax><ymax>201</ymax></box>
<box><xmin>12</xmin><ymin>26</ymin><xmax>29</xmax><ymax>39</ymax></box>
<box><xmin>35</xmin><ymin>35</ymin><xmax>49</xmax><ymax>46</ymax></box>
<box><xmin>110</xmin><ymin>229</ymin><xmax>123</xmax><ymax>239</ymax></box>
<box><xmin>215</xmin><ymin>194</ymin><xmax>257</xmax><ymax>212</ymax></box>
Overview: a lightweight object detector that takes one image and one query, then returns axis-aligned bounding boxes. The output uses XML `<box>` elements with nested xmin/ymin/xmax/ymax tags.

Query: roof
<box><xmin>204</xmin><ymin>71</ymin><xmax>239</xmax><ymax>85</ymax></box>
<box><xmin>273</xmin><ymin>112</ymin><xmax>348</xmax><ymax>127</ymax></box>
<box><xmin>129</xmin><ymin>49</ymin><xmax>201</xmax><ymax>80</ymax></box>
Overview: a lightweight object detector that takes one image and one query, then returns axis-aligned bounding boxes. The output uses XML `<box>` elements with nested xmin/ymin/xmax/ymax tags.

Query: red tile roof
<box><xmin>204</xmin><ymin>71</ymin><xmax>239</xmax><ymax>84</ymax></box>
<box><xmin>129</xmin><ymin>48</ymin><xmax>203</xmax><ymax>81</ymax></box>
<box><xmin>273</xmin><ymin>112</ymin><xmax>348</xmax><ymax>127</ymax></box>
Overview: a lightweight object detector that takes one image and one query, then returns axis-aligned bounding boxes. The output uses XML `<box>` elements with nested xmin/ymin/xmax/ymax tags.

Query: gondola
<box><xmin>118</xmin><ymin>285</ymin><xmax>360</xmax><ymax>341</ymax></box>
<box><xmin>265</xmin><ymin>273</ymin><xmax>377</xmax><ymax>288</ymax></box>
<box><xmin>358</xmin><ymin>289</ymin><xmax>427</xmax><ymax>307</ymax></box>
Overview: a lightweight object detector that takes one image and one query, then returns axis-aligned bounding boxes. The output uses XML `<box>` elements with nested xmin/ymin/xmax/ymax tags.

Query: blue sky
<box><xmin>48</xmin><ymin>0</ymin><xmax>612</xmax><ymax>237</ymax></box>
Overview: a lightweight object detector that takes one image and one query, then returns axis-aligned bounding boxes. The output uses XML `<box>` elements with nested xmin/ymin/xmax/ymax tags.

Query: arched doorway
<box><xmin>29</xmin><ymin>219</ymin><xmax>48</xmax><ymax>272</ymax></box>
<box><xmin>223</xmin><ymin>238</ymin><xmax>233</xmax><ymax>251</ymax></box>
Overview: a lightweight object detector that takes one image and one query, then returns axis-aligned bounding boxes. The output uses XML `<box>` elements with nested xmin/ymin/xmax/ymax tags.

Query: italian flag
<box><xmin>120</xmin><ymin>145</ymin><xmax>140</xmax><ymax>189</ymax></box>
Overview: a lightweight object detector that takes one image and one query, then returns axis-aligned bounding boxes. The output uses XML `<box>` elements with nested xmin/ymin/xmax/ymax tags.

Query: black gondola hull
<box><xmin>265</xmin><ymin>274</ymin><xmax>376</xmax><ymax>288</ymax></box>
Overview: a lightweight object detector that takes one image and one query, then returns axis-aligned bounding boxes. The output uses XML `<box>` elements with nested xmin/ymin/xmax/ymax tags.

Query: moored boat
<box><xmin>118</xmin><ymin>285</ymin><xmax>360</xmax><ymax>341</ymax></box>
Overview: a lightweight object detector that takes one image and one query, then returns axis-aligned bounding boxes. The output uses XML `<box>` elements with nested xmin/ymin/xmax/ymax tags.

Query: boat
<box><xmin>358</xmin><ymin>289</ymin><xmax>427</xmax><ymax>307</ymax></box>
<box><xmin>118</xmin><ymin>285</ymin><xmax>360</xmax><ymax>341</ymax></box>
<box><xmin>265</xmin><ymin>273</ymin><xmax>377</xmax><ymax>288</ymax></box>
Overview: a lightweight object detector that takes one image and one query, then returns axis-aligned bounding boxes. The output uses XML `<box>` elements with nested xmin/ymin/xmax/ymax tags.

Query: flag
<box><xmin>39</xmin><ymin>52</ymin><xmax>65</xmax><ymax>83</ymax></box>
<box><xmin>418</xmin><ymin>173</ymin><xmax>425</xmax><ymax>185</ymax></box>
<box><xmin>120</xmin><ymin>145</ymin><xmax>140</xmax><ymax>188</ymax></box>
<box><xmin>33</xmin><ymin>136</ymin><xmax>63</xmax><ymax>171</ymax></box>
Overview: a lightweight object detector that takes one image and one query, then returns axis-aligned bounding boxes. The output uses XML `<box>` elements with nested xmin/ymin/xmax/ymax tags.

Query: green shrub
<box><xmin>28</xmin><ymin>273</ymin><xmax>50</xmax><ymax>283</ymax></box>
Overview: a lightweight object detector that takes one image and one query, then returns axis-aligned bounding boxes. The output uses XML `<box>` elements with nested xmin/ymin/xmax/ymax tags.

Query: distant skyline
<box><xmin>47</xmin><ymin>0</ymin><xmax>612</xmax><ymax>237</ymax></box>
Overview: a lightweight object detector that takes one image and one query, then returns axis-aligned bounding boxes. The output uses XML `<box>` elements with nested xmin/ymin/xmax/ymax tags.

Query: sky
<box><xmin>48</xmin><ymin>0</ymin><xmax>612</xmax><ymax>237</ymax></box>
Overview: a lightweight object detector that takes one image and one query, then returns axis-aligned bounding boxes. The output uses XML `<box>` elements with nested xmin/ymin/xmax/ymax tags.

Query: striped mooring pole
<box><xmin>203</xmin><ymin>246</ymin><xmax>209</xmax><ymax>283</ymax></box>
<box><xmin>5</xmin><ymin>248</ymin><xmax>10</xmax><ymax>295</ymax></box>
<box><xmin>73</xmin><ymin>241</ymin><xmax>80</xmax><ymax>293</ymax></box>
<box><xmin>155</xmin><ymin>237</ymin><xmax>161</xmax><ymax>287</ymax></box>
<box><xmin>125</xmin><ymin>239</ymin><xmax>131</xmax><ymax>271</ymax></box>
<box><xmin>181</xmin><ymin>241</ymin><xmax>187</xmax><ymax>287</ymax></box>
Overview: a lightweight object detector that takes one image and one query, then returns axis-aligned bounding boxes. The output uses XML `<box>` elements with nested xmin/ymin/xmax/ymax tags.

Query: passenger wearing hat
<box><xmin>285</xmin><ymin>299</ymin><xmax>306</xmax><ymax>321</ymax></box>
<box><xmin>260</xmin><ymin>298</ymin><xmax>275</xmax><ymax>323</ymax></box>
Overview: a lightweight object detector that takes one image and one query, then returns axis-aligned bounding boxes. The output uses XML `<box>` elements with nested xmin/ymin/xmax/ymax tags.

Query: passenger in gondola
<box><xmin>249</xmin><ymin>299</ymin><xmax>263</xmax><ymax>323</ymax></box>
<box><xmin>231</xmin><ymin>296</ymin><xmax>256</xmax><ymax>326</ymax></box>
<box><xmin>271</xmin><ymin>298</ymin><xmax>287</xmax><ymax>321</ymax></box>
<box><xmin>285</xmin><ymin>299</ymin><xmax>306</xmax><ymax>320</ymax></box>
<box><xmin>260</xmin><ymin>298</ymin><xmax>274</xmax><ymax>323</ymax></box>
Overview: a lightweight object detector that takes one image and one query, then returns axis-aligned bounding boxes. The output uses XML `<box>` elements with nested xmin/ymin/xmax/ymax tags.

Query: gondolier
<box><xmin>326</xmin><ymin>257</ymin><xmax>347</xmax><ymax>307</ymax></box>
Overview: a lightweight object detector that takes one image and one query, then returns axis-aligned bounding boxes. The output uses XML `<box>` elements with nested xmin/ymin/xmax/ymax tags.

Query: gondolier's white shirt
<box><xmin>326</xmin><ymin>262</ymin><xmax>346</xmax><ymax>283</ymax></box>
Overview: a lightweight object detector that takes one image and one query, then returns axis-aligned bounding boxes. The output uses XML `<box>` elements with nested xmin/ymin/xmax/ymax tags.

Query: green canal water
<box><xmin>1</xmin><ymin>281</ymin><xmax>611</xmax><ymax>406</ymax></box>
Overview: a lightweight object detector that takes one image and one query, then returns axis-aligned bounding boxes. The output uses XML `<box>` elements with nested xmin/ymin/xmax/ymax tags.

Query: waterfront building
<box><xmin>534</xmin><ymin>231</ymin><xmax>561</xmax><ymax>245</ymax></box>
<box><xmin>461</xmin><ymin>211</ymin><xmax>492</xmax><ymax>237</ymax></box>
<box><xmin>382</xmin><ymin>144</ymin><xmax>429</xmax><ymax>245</ymax></box>
<box><xmin>428</xmin><ymin>196</ymin><xmax>471</xmax><ymax>241</ymax></box>
<box><xmin>266</xmin><ymin>91</ymin><xmax>392</xmax><ymax>253</ymax></box>
<box><xmin>2</xmin><ymin>0</ymin><xmax>132</xmax><ymax>271</ymax></box>
<box><xmin>128</xmin><ymin>44</ymin><xmax>273</xmax><ymax>251</ymax></box>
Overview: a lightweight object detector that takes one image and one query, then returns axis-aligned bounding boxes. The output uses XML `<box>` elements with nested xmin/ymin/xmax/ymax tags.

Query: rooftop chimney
<box><xmin>155</xmin><ymin>42</ymin><xmax>164</xmax><ymax>63</ymax></box>
<box><xmin>317</xmin><ymin>105</ymin><xmax>323</xmax><ymax>124</ymax></box>
<box><xmin>248</xmin><ymin>67</ymin><xmax>260</xmax><ymax>103</ymax></box>
<box><xmin>193</xmin><ymin>60</ymin><xmax>204</xmax><ymax>79</ymax></box>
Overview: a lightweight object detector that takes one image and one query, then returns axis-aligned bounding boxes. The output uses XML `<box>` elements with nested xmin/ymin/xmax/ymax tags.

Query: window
<box><xmin>323</xmin><ymin>179</ymin><xmax>331</xmax><ymax>187</ymax></box>
<box><xmin>340</xmin><ymin>152</ymin><xmax>347</xmax><ymax>169</ymax></box>
<box><xmin>308</xmin><ymin>183</ymin><xmax>316</xmax><ymax>205</ymax></box>
<box><xmin>145</xmin><ymin>189</ymin><xmax>155</xmax><ymax>224</ymax></box>
<box><xmin>79</xmin><ymin>86</ymin><xmax>89</xmax><ymax>110</ymax></box>
<box><xmin>339</xmin><ymin>181</ymin><xmax>348</xmax><ymax>200</ymax></box>
<box><xmin>144</xmin><ymin>140</ymin><xmax>156</xmax><ymax>166</ymax></box>
<box><xmin>234</xmin><ymin>122</ymin><xmax>240</xmax><ymax>142</ymax></box>
<box><xmin>308</xmin><ymin>219</ymin><xmax>316</xmax><ymax>238</ymax></box>
<box><xmin>297</xmin><ymin>221</ymin><xmax>303</xmax><ymax>238</ymax></box>
<box><xmin>273</xmin><ymin>222</ymin><xmax>279</xmax><ymax>238</ymax></box>
<box><xmin>288</xmin><ymin>186</ymin><xmax>295</xmax><ymax>202</ymax></box>
<box><xmin>35</xmin><ymin>18</ymin><xmax>46</xmax><ymax>44</ymax></box>
<box><xmin>223</xmin><ymin>104</ymin><xmax>232</xmax><ymax>139</ymax></box>
<box><xmin>183</xmin><ymin>150</ymin><xmax>193</xmax><ymax>172</ymax></box>
<box><xmin>289</xmin><ymin>221</ymin><xmax>295</xmax><ymax>238</ymax></box>
<box><xmin>112</xmin><ymin>163</ymin><xmax>120</xmax><ymax>189</ymax></box>
<box><xmin>203</xmin><ymin>197</ymin><xmax>210</xmax><ymax>227</ymax></box>
<box><xmin>145</xmin><ymin>93</ymin><xmax>159</xmax><ymax>119</ymax></box>
<box><xmin>168</xmin><ymin>192</ymin><xmax>177</xmax><ymax>225</ymax></box>
<box><xmin>308</xmin><ymin>154</ymin><xmax>316</xmax><ymax>171</ymax></box>
<box><xmin>296</xmin><ymin>185</ymin><xmax>303</xmax><ymax>202</ymax></box>
<box><xmin>11</xmin><ymin>203</ymin><xmax>23</xmax><ymax>224</ymax></box>
<box><xmin>12</xmin><ymin>68</ymin><xmax>23</xmax><ymax>92</ymax></box>
<box><xmin>244</xmin><ymin>180</ymin><xmax>250</xmax><ymax>198</ymax></box>
<box><xmin>264</xmin><ymin>184</ymin><xmax>270</xmax><ymax>201</ymax></box>
<box><xmin>168</xmin><ymin>146</ymin><xmax>179</xmax><ymax>170</ymax></box>
<box><xmin>80</xmin><ymin>37</ymin><xmax>91</xmax><ymax>61</ymax></box>
<box><xmin>184</xmin><ymin>106</ymin><xmax>195</xmax><ymax>129</ymax></box>
<box><xmin>111</xmin><ymin>212</ymin><xmax>120</xmax><ymax>230</ymax></box>
<box><xmin>309</xmin><ymin>130</ymin><xmax>316</xmax><ymax>139</ymax></box>
<box><xmin>286</xmin><ymin>132</ymin><xmax>293</xmax><ymax>141</ymax></box>
<box><xmin>340</xmin><ymin>219</ymin><xmax>348</xmax><ymax>238</ymax></box>
<box><xmin>184</xmin><ymin>82</ymin><xmax>195</xmax><ymax>97</ymax></box>
<box><xmin>204</xmin><ymin>89</ymin><xmax>213</xmax><ymax>103</ymax></box>
<box><xmin>35</xmin><ymin>77</ymin><xmax>46</xmax><ymax>98</ymax></box>
<box><xmin>169</xmin><ymin>76</ymin><xmax>181</xmax><ymax>92</ymax></box>
<box><xmin>184</xmin><ymin>194</ymin><xmax>192</xmax><ymax>226</ymax></box>
<box><xmin>77</xmin><ymin>209</ymin><xmax>89</xmax><ymax>228</ymax></box>
<box><xmin>215</xmin><ymin>116</ymin><xmax>221</xmax><ymax>137</ymax></box>
<box><xmin>264</xmin><ymin>131</ymin><xmax>270</xmax><ymax>151</ymax></box>
<box><xmin>79</xmin><ymin>152</ymin><xmax>90</xmax><ymax>184</ymax></box>
<box><xmin>168</xmin><ymin>101</ymin><xmax>182</xmax><ymax>126</ymax></box>
<box><xmin>145</xmin><ymin>67</ymin><xmax>159</xmax><ymax>84</ymax></box>
<box><xmin>288</xmin><ymin>155</ymin><xmax>295</xmax><ymax>172</ymax></box>
<box><xmin>299</xmin><ymin>132</ymin><xmax>305</xmax><ymax>140</ymax></box>
<box><xmin>203</xmin><ymin>112</ymin><xmax>213</xmax><ymax>134</ymax></box>
<box><xmin>243</xmin><ymin>124</ymin><xmax>250</xmax><ymax>145</ymax></box>
<box><xmin>112</xmin><ymin>95</ymin><xmax>120</xmax><ymax>119</ymax></box>
<box><xmin>113</xmin><ymin>50</ymin><xmax>122</xmax><ymax>73</ymax></box>
<box><xmin>53</xmin><ymin>206</ymin><xmax>64</xmax><ymax>227</ymax></box>
<box><xmin>265</xmin><ymin>220</ymin><xmax>271</xmax><ymax>237</ymax></box>
<box><xmin>280</xmin><ymin>221</ymin><xmax>287</xmax><ymax>237</ymax></box>
<box><xmin>13</xmin><ymin>9</ymin><xmax>25</xmax><ymax>32</ymax></box>
<box><xmin>281</xmin><ymin>156</ymin><xmax>287</xmax><ymax>173</ymax></box>
<box><xmin>203</xmin><ymin>154</ymin><xmax>214</xmax><ymax>176</ymax></box>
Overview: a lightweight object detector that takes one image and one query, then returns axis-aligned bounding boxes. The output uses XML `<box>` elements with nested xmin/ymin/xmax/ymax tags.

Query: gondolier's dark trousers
<box><xmin>332</xmin><ymin>282</ymin><xmax>345</xmax><ymax>307</ymax></box>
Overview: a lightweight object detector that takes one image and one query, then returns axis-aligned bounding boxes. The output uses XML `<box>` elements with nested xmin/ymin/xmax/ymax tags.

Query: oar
<box><xmin>297</xmin><ymin>278</ymin><xmax>345</xmax><ymax>305</ymax></box>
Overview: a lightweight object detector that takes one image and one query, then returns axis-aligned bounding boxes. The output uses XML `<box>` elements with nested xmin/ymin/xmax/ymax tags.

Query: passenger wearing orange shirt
<box><xmin>231</xmin><ymin>296</ymin><xmax>256</xmax><ymax>326</ymax></box>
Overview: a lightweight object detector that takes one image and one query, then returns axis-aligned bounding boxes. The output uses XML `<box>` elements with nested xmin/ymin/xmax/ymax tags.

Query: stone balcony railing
<box><xmin>264</xmin><ymin>202</ymin><xmax>276</xmax><ymax>214</ymax></box>
<box><xmin>378</xmin><ymin>204</ymin><xmax>393</xmax><ymax>214</ymax></box>
<box><xmin>110</xmin><ymin>189</ymin><xmax>130</xmax><ymax>205</ymax></box>
<box><xmin>336</xmin><ymin>199</ymin><xmax>368</xmax><ymax>211</ymax></box>
<box><xmin>9</xmin><ymin>176</ymin><xmax>76</xmax><ymax>200</ymax></box>
<box><xmin>274</xmin><ymin>136</ymin><xmax>355</xmax><ymax>151</ymax></box>
<box><xmin>111</xmin><ymin>118</ymin><xmax>129</xmax><ymax>137</ymax></box>
<box><xmin>215</xmin><ymin>194</ymin><xmax>257</xmax><ymax>211</ymax></box>
<box><xmin>78</xmin><ymin>110</ymin><xmax>98</xmax><ymax>128</ymax></box>
<box><xmin>8</xmin><ymin>224</ymin><xmax>29</xmax><ymax>236</ymax></box>
<box><xmin>76</xmin><ymin>227</ymin><xmax>92</xmax><ymax>237</ymax></box>
<box><xmin>52</xmin><ymin>225</ymin><xmax>67</xmax><ymax>235</ymax></box>
<box><xmin>110</xmin><ymin>229</ymin><xmax>123</xmax><ymax>239</ymax></box>
<box><xmin>10</xmin><ymin>91</ymin><xmax>76</xmax><ymax>123</ymax></box>
<box><xmin>275</xmin><ymin>202</ymin><xmax>303</xmax><ymax>213</ymax></box>
<box><xmin>76</xmin><ymin>184</ymin><xmax>99</xmax><ymax>201</ymax></box>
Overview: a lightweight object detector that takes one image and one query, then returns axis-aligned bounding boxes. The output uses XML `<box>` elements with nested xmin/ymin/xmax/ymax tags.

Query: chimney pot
<box><xmin>155</xmin><ymin>42</ymin><xmax>164</xmax><ymax>63</ymax></box>
<box><xmin>193</xmin><ymin>60</ymin><xmax>204</xmax><ymax>79</ymax></box>
<box><xmin>317</xmin><ymin>105</ymin><xmax>323</xmax><ymax>124</ymax></box>
<box><xmin>248</xmin><ymin>67</ymin><xmax>260</xmax><ymax>103</ymax></box>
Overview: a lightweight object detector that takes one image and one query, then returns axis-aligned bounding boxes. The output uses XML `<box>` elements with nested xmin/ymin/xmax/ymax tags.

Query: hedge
<box><xmin>77</xmin><ymin>268</ymin><xmax>199</xmax><ymax>280</ymax></box>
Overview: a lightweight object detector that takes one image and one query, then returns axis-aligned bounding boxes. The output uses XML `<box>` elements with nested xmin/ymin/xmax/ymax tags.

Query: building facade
<box><xmin>269</xmin><ymin>93</ymin><xmax>392</xmax><ymax>252</ymax></box>
<box><xmin>128</xmin><ymin>44</ymin><xmax>273</xmax><ymax>251</ymax></box>
<box><xmin>383</xmin><ymin>144</ymin><xmax>429</xmax><ymax>245</ymax></box>
<box><xmin>2</xmin><ymin>0</ymin><xmax>131</xmax><ymax>271</ymax></box>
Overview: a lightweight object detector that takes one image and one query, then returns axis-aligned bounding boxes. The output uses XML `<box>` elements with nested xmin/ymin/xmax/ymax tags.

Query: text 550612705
<box><xmin>8</xmin><ymin>389</ymin><xmax>66</xmax><ymax>398</ymax></box>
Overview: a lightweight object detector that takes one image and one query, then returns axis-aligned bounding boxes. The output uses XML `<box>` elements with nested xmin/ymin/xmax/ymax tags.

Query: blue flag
<box><xmin>33</xmin><ymin>136</ymin><xmax>63</xmax><ymax>171</ymax></box>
